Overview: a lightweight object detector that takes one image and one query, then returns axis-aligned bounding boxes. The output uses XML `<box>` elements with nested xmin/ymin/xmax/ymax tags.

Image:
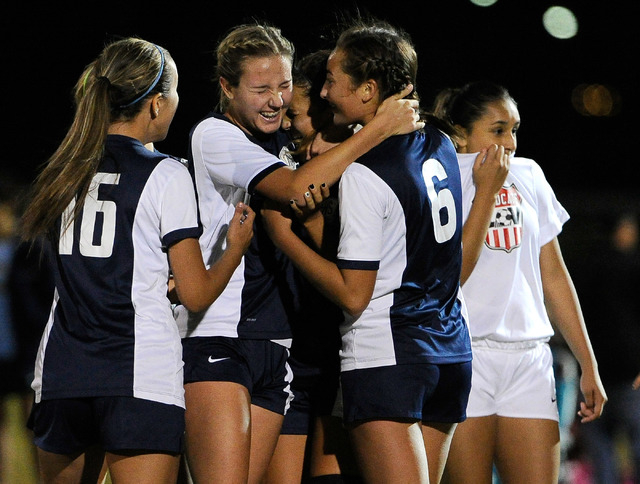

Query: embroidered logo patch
<box><xmin>485</xmin><ymin>184</ymin><xmax>522</xmax><ymax>253</ymax></box>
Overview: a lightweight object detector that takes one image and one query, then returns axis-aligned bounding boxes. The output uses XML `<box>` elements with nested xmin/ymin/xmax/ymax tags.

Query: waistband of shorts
<box><xmin>471</xmin><ymin>337</ymin><xmax>550</xmax><ymax>350</ymax></box>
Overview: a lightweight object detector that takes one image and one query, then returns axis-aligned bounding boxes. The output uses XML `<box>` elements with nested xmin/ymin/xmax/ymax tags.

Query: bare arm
<box><xmin>460</xmin><ymin>145</ymin><xmax>509</xmax><ymax>284</ymax></box>
<box><xmin>255</xmin><ymin>85</ymin><xmax>423</xmax><ymax>204</ymax></box>
<box><xmin>286</xmin><ymin>182</ymin><xmax>332</xmax><ymax>252</ymax></box>
<box><xmin>307</xmin><ymin>127</ymin><xmax>353</xmax><ymax>160</ymax></box>
<box><xmin>540</xmin><ymin>237</ymin><xmax>607</xmax><ymax>422</ymax></box>
<box><xmin>293</xmin><ymin>130</ymin><xmax>350</xmax><ymax>252</ymax></box>
<box><xmin>261</xmin><ymin>205</ymin><xmax>376</xmax><ymax>317</ymax></box>
<box><xmin>169</xmin><ymin>203</ymin><xmax>254</xmax><ymax>312</ymax></box>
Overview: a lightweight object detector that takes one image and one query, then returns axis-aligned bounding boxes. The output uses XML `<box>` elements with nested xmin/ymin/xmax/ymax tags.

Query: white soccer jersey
<box><xmin>174</xmin><ymin>113</ymin><xmax>289</xmax><ymax>339</ymax></box>
<box><xmin>457</xmin><ymin>153</ymin><xmax>569</xmax><ymax>341</ymax></box>
<box><xmin>32</xmin><ymin>135</ymin><xmax>202</xmax><ymax>407</ymax></box>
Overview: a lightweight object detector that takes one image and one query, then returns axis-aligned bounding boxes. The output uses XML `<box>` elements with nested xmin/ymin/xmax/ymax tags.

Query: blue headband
<box><xmin>120</xmin><ymin>44</ymin><xmax>165</xmax><ymax>108</ymax></box>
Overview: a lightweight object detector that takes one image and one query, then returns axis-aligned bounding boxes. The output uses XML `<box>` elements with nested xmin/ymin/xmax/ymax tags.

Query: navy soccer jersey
<box><xmin>32</xmin><ymin>135</ymin><xmax>202</xmax><ymax>408</ymax></box>
<box><xmin>176</xmin><ymin>113</ymin><xmax>297</xmax><ymax>343</ymax></box>
<box><xmin>336</xmin><ymin>125</ymin><xmax>471</xmax><ymax>371</ymax></box>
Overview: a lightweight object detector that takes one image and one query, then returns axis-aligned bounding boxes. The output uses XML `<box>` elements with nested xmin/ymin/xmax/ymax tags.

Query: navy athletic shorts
<box><xmin>340</xmin><ymin>361</ymin><xmax>472</xmax><ymax>425</ymax></box>
<box><xmin>182</xmin><ymin>336</ymin><xmax>293</xmax><ymax>415</ymax></box>
<box><xmin>27</xmin><ymin>396</ymin><xmax>184</xmax><ymax>455</ymax></box>
<box><xmin>280</xmin><ymin>385</ymin><xmax>312</xmax><ymax>435</ymax></box>
<box><xmin>280</xmin><ymin>369</ymin><xmax>341</xmax><ymax>435</ymax></box>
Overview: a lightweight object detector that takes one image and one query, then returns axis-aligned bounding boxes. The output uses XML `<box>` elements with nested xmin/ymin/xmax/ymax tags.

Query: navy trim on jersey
<box><xmin>248</xmin><ymin>163</ymin><xmax>286</xmax><ymax>195</ymax></box>
<box><xmin>163</xmin><ymin>227</ymin><xmax>200</xmax><ymax>249</ymax></box>
<box><xmin>336</xmin><ymin>260</ymin><xmax>380</xmax><ymax>271</ymax></box>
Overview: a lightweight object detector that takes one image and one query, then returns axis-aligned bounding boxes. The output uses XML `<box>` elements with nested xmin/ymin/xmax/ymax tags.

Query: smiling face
<box><xmin>284</xmin><ymin>84</ymin><xmax>315</xmax><ymax>141</ymax></box>
<box><xmin>221</xmin><ymin>54</ymin><xmax>293</xmax><ymax>137</ymax></box>
<box><xmin>320</xmin><ymin>49</ymin><xmax>375</xmax><ymax>127</ymax></box>
<box><xmin>458</xmin><ymin>98</ymin><xmax>520</xmax><ymax>156</ymax></box>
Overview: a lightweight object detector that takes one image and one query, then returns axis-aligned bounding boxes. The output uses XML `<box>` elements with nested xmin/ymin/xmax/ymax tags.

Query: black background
<box><xmin>2</xmin><ymin>0</ymin><xmax>638</xmax><ymax>261</ymax></box>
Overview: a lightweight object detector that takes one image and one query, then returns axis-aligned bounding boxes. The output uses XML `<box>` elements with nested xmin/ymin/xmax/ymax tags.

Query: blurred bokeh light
<box><xmin>572</xmin><ymin>84</ymin><xmax>622</xmax><ymax>117</ymax></box>
<box><xmin>469</xmin><ymin>0</ymin><xmax>499</xmax><ymax>6</ymax></box>
<box><xmin>543</xmin><ymin>6</ymin><xmax>579</xmax><ymax>39</ymax></box>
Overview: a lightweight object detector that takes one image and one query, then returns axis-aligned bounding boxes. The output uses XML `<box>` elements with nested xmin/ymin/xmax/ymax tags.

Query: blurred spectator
<box><xmin>0</xmin><ymin>196</ymin><xmax>18</xmax><ymax>380</ymax></box>
<box><xmin>0</xmin><ymin>193</ymin><xmax>20</xmax><ymax>481</ymax></box>
<box><xmin>550</xmin><ymin>335</ymin><xmax>580</xmax><ymax>482</ymax></box>
<box><xmin>580</xmin><ymin>212</ymin><xmax>640</xmax><ymax>483</ymax></box>
<box><xmin>8</xmin><ymin>236</ymin><xmax>55</xmax><ymax>400</ymax></box>
<box><xmin>0</xmin><ymin>184</ymin><xmax>54</xmax><ymax>483</ymax></box>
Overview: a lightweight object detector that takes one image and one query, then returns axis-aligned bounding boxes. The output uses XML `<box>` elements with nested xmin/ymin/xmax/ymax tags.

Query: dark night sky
<box><xmin>2</xmin><ymin>0</ymin><xmax>637</xmax><ymax>225</ymax></box>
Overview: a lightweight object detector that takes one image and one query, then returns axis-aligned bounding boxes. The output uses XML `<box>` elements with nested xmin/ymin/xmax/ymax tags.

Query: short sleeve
<box><xmin>531</xmin><ymin>161</ymin><xmax>569</xmax><ymax>246</ymax></box>
<box><xmin>336</xmin><ymin>164</ymin><xmax>385</xmax><ymax>270</ymax></box>
<box><xmin>160</xmin><ymin>160</ymin><xmax>202</xmax><ymax>248</ymax></box>
<box><xmin>192</xmin><ymin>117</ymin><xmax>286</xmax><ymax>192</ymax></box>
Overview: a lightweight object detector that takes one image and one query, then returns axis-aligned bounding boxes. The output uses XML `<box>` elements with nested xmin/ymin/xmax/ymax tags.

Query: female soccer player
<box><xmin>262</xmin><ymin>18</ymin><xmax>472</xmax><ymax>484</ymax></box>
<box><xmin>175</xmin><ymin>22</ymin><xmax>423</xmax><ymax>484</ymax></box>
<box><xmin>264</xmin><ymin>49</ymin><xmax>358</xmax><ymax>484</ymax></box>
<box><xmin>20</xmin><ymin>37</ymin><xmax>254</xmax><ymax>484</ymax></box>
<box><xmin>433</xmin><ymin>80</ymin><xmax>606</xmax><ymax>484</ymax></box>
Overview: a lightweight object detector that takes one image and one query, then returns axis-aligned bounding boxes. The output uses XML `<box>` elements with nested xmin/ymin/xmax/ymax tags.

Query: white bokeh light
<box><xmin>543</xmin><ymin>6</ymin><xmax>579</xmax><ymax>39</ymax></box>
<box><xmin>469</xmin><ymin>0</ymin><xmax>499</xmax><ymax>6</ymax></box>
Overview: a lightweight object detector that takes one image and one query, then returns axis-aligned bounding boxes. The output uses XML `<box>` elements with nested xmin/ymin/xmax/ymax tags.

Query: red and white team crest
<box><xmin>485</xmin><ymin>184</ymin><xmax>523</xmax><ymax>253</ymax></box>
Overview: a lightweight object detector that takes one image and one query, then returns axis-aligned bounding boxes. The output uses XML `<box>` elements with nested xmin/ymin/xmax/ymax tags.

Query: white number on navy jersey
<box><xmin>423</xmin><ymin>158</ymin><xmax>456</xmax><ymax>243</ymax></box>
<box><xmin>59</xmin><ymin>172</ymin><xmax>121</xmax><ymax>258</ymax></box>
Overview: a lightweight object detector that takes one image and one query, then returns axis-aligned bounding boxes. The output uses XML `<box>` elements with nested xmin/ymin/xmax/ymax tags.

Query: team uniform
<box><xmin>335</xmin><ymin>125</ymin><xmax>472</xmax><ymax>424</ymax></box>
<box><xmin>28</xmin><ymin>135</ymin><xmax>202</xmax><ymax>454</ymax></box>
<box><xmin>280</xmin><ymin>156</ymin><xmax>343</xmax><ymax>435</ymax></box>
<box><xmin>457</xmin><ymin>152</ymin><xmax>569</xmax><ymax>420</ymax></box>
<box><xmin>176</xmin><ymin>113</ymin><xmax>295</xmax><ymax>414</ymax></box>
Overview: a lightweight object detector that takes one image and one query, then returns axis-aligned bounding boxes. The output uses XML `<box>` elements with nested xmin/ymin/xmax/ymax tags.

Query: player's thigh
<box><xmin>442</xmin><ymin>415</ymin><xmax>497</xmax><ymax>484</ymax></box>
<box><xmin>349</xmin><ymin>419</ymin><xmax>429</xmax><ymax>484</ymax></box>
<box><xmin>308</xmin><ymin>414</ymin><xmax>358</xmax><ymax>477</ymax></box>
<box><xmin>495</xmin><ymin>417</ymin><xmax>560</xmax><ymax>484</ymax></box>
<box><xmin>106</xmin><ymin>451</ymin><xmax>180</xmax><ymax>484</ymax></box>
<box><xmin>37</xmin><ymin>446</ymin><xmax>104</xmax><ymax>484</ymax></box>
<box><xmin>263</xmin><ymin>433</ymin><xmax>308</xmax><ymax>484</ymax></box>
<box><xmin>184</xmin><ymin>381</ymin><xmax>251</xmax><ymax>482</ymax></box>
<box><xmin>184</xmin><ymin>380</ymin><xmax>251</xmax><ymax>441</ymax></box>
<box><xmin>421</xmin><ymin>421</ymin><xmax>457</xmax><ymax>484</ymax></box>
<box><xmin>263</xmin><ymin>385</ymin><xmax>309</xmax><ymax>484</ymax></box>
<box><xmin>248</xmin><ymin>404</ymin><xmax>285</xmax><ymax>484</ymax></box>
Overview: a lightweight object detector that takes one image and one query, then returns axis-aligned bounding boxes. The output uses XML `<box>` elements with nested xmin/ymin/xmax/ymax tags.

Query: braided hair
<box><xmin>333</xmin><ymin>18</ymin><xmax>456</xmax><ymax>136</ymax></box>
<box><xmin>334</xmin><ymin>19</ymin><xmax>418</xmax><ymax>103</ymax></box>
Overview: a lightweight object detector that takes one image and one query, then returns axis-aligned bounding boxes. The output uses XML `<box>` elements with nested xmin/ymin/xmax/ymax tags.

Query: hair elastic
<box><xmin>119</xmin><ymin>44</ymin><xmax>165</xmax><ymax>108</ymax></box>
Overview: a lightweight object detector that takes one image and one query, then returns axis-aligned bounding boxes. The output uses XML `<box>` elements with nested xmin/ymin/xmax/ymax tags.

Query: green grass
<box><xmin>1</xmin><ymin>394</ymin><xmax>38</xmax><ymax>484</ymax></box>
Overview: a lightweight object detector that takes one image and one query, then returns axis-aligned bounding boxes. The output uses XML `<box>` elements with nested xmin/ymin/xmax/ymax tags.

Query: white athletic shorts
<box><xmin>466</xmin><ymin>339</ymin><xmax>559</xmax><ymax>421</ymax></box>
